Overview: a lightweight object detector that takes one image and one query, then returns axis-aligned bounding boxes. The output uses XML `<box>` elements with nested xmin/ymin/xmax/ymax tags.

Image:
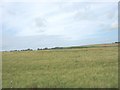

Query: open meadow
<box><xmin>2</xmin><ymin>44</ymin><xmax>118</xmax><ymax>88</ymax></box>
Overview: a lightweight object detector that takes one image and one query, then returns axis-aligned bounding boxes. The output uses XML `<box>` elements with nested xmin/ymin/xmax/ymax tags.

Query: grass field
<box><xmin>2</xmin><ymin>43</ymin><xmax>118</xmax><ymax>88</ymax></box>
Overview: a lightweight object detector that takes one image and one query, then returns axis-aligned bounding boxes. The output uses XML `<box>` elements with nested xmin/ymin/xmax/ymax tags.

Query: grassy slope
<box><xmin>2</xmin><ymin>44</ymin><xmax>118</xmax><ymax>88</ymax></box>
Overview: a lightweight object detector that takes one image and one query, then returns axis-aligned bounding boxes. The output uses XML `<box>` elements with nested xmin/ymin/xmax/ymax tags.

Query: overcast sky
<box><xmin>0</xmin><ymin>0</ymin><xmax>118</xmax><ymax>51</ymax></box>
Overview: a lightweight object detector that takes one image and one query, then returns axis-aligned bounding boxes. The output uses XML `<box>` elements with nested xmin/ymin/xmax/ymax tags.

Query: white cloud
<box><xmin>111</xmin><ymin>22</ymin><xmax>118</xmax><ymax>29</ymax></box>
<box><xmin>2</xmin><ymin>0</ymin><xmax>119</xmax><ymax>3</ymax></box>
<box><xmin>2</xmin><ymin>2</ymin><xmax>118</xmax><ymax>40</ymax></box>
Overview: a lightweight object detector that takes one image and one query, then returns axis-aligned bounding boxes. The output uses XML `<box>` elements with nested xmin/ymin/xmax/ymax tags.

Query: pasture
<box><xmin>2</xmin><ymin>44</ymin><xmax>118</xmax><ymax>88</ymax></box>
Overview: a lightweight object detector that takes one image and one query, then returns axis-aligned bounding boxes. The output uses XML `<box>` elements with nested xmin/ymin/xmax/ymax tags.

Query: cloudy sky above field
<box><xmin>0</xmin><ymin>0</ymin><xmax>118</xmax><ymax>51</ymax></box>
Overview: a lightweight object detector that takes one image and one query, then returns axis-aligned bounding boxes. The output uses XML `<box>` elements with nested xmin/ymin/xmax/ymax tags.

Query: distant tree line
<box><xmin>10</xmin><ymin>48</ymin><xmax>33</xmax><ymax>52</ymax></box>
<box><xmin>9</xmin><ymin>47</ymin><xmax>64</xmax><ymax>52</ymax></box>
<box><xmin>7</xmin><ymin>42</ymin><xmax>119</xmax><ymax>52</ymax></box>
<box><xmin>37</xmin><ymin>47</ymin><xmax>64</xmax><ymax>50</ymax></box>
<box><xmin>115</xmin><ymin>42</ymin><xmax>120</xmax><ymax>43</ymax></box>
<box><xmin>21</xmin><ymin>48</ymin><xmax>33</xmax><ymax>51</ymax></box>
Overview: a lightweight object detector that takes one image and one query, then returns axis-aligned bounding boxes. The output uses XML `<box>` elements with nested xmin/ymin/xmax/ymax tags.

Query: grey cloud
<box><xmin>34</xmin><ymin>17</ymin><xmax>47</xmax><ymax>32</ymax></box>
<box><xmin>35</xmin><ymin>17</ymin><xmax>46</xmax><ymax>27</ymax></box>
<box><xmin>73</xmin><ymin>3</ymin><xmax>117</xmax><ymax>21</ymax></box>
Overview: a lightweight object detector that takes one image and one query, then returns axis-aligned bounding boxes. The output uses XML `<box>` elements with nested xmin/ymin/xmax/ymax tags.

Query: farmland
<box><xmin>2</xmin><ymin>43</ymin><xmax>118</xmax><ymax>88</ymax></box>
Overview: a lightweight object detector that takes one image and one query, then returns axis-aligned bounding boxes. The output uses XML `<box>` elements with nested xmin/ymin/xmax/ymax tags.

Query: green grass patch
<box><xmin>2</xmin><ymin>46</ymin><xmax>118</xmax><ymax>88</ymax></box>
